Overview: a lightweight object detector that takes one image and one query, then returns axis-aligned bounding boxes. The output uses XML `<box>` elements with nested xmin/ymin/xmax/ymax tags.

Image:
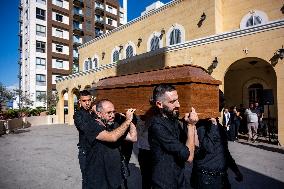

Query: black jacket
<box><xmin>148</xmin><ymin>115</ymin><xmax>190</xmax><ymax>189</ymax></box>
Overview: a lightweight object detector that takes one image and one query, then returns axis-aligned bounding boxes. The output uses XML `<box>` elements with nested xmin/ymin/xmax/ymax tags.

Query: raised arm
<box><xmin>96</xmin><ymin>108</ymin><xmax>136</xmax><ymax>142</ymax></box>
<box><xmin>125</xmin><ymin>122</ymin><xmax>137</xmax><ymax>142</ymax></box>
<box><xmin>184</xmin><ymin>107</ymin><xmax>199</xmax><ymax>162</ymax></box>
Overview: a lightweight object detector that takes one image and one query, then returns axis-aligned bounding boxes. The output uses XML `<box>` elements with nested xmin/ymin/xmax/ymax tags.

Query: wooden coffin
<box><xmin>94</xmin><ymin>64</ymin><xmax>222</xmax><ymax>119</ymax></box>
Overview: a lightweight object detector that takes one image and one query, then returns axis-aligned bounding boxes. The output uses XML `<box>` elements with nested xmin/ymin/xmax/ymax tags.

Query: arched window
<box><xmin>93</xmin><ymin>57</ymin><xmax>98</xmax><ymax>68</ymax></box>
<box><xmin>166</xmin><ymin>24</ymin><xmax>185</xmax><ymax>46</ymax></box>
<box><xmin>246</xmin><ymin>15</ymin><xmax>262</xmax><ymax>27</ymax></box>
<box><xmin>240</xmin><ymin>10</ymin><xmax>268</xmax><ymax>29</ymax></box>
<box><xmin>126</xmin><ymin>45</ymin><xmax>134</xmax><ymax>58</ymax></box>
<box><xmin>84</xmin><ymin>60</ymin><xmax>89</xmax><ymax>71</ymax></box>
<box><xmin>89</xmin><ymin>61</ymin><xmax>92</xmax><ymax>70</ymax></box>
<box><xmin>150</xmin><ymin>36</ymin><xmax>160</xmax><ymax>51</ymax></box>
<box><xmin>169</xmin><ymin>29</ymin><xmax>181</xmax><ymax>45</ymax></box>
<box><xmin>112</xmin><ymin>50</ymin><xmax>119</xmax><ymax>62</ymax></box>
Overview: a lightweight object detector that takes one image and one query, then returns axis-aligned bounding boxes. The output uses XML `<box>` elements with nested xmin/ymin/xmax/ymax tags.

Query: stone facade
<box><xmin>56</xmin><ymin>0</ymin><xmax>284</xmax><ymax>144</ymax></box>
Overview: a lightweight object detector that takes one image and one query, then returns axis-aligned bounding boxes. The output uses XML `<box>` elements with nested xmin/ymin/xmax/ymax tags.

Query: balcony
<box><xmin>95</xmin><ymin>17</ymin><xmax>104</xmax><ymax>24</ymax></box>
<box><xmin>95</xmin><ymin>30</ymin><xmax>104</xmax><ymax>37</ymax></box>
<box><xmin>95</xmin><ymin>3</ymin><xmax>104</xmax><ymax>10</ymax></box>
<box><xmin>73</xmin><ymin>36</ymin><xmax>82</xmax><ymax>46</ymax></box>
<box><xmin>18</xmin><ymin>3</ymin><xmax>23</xmax><ymax>10</ymax></box>
<box><xmin>73</xmin><ymin>57</ymin><xmax>79</xmax><ymax>64</ymax></box>
<box><xmin>73</xmin><ymin>9</ymin><xmax>84</xmax><ymax>22</ymax></box>
<box><xmin>73</xmin><ymin>0</ymin><xmax>84</xmax><ymax>7</ymax></box>
<box><xmin>73</xmin><ymin>26</ymin><xmax>84</xmax><ymax>36</ymax></box>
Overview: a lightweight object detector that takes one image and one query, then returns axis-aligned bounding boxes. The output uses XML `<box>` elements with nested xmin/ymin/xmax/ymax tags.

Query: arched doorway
<box><xmin>224</xmin><ymin>57</ymin><xmax>278</xmax><ymax>133</ymax></box>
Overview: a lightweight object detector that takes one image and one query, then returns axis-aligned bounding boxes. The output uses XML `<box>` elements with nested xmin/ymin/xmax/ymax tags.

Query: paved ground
<box><xmin>0</xmin><ymin>124</ymin><xmax>284</xmax><ymax>189</ymax></box>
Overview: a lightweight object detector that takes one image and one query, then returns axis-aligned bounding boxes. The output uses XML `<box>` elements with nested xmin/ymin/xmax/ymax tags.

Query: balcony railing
<box><xmin>95</xmin><ymin>17</ymin><xmax>104</xmax><ymax>23</ymax></box>
<box><xmin>73</xmin><ymin>9</ymin><xmax>83</xmax><ymax>16</ymax></box>
<box><xmin>95</xmin><ymin>3</ymin><xmax>104</xmax><ymax>10</ymax></box>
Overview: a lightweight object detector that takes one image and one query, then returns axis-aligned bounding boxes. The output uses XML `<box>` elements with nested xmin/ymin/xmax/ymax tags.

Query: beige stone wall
<box><xmin>78</xmin><ymin>0</ymin><xmax>217</xmax><ymax>70</ymax></box>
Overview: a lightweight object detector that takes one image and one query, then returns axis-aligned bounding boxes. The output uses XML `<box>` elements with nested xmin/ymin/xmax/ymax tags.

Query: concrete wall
<box><xmin>25</xmin><ymin>115</ymin><xmax>58</xmax><ymax>126</ymax></box>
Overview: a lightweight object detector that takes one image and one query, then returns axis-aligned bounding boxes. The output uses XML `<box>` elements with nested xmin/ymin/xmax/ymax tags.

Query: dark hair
<box><xmin>79</xmin><ymin>90</ymin><xmax>91</xmax><ymax>97</ymax></box>
<box><xmin>152</xmin><ymin>84</ymin><xmax>176</xmax><ymax>104</ymax></box>
<box><xmin>96</xmin><ymin>99</ymin><xmax>112</xmax><ymax>112</ymax></box>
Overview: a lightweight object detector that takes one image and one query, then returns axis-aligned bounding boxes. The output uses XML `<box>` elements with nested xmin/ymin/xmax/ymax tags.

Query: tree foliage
<box><xmin>0</xmin><ymin>82</ymin><xmax>14</xmax><ymax>104</ymax></box>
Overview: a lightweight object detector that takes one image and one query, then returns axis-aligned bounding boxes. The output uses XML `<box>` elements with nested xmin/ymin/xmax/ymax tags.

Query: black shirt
<box><xmin>73</xmin><ymin>108</ymin><xmax>95</xmax><ymax>150</ymax></box>
<box><xmin>148</xmin><ymin>114</ymin><xmax>190</xmax><ymax>189</ymax></box>
<box><xmin>193</xmin><ymin>122</ymin><xmax>239</xmax><ymax>173</ymax></box>
<box><xmin>84</xmin><ymin>120</ymin><xmax>124</xmax><ymax>189</ymax></box>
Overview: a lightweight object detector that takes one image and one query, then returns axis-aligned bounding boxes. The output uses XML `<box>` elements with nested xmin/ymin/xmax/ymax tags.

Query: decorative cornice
<box><xmin>165</xmin><ymin>19</ymin><xmax>284</xmax><ymax>52</ymax></box>
<box><xmin>78</xmin><ymin>0</ymin><xmax>184</xmax><ymax>49</ymax></box>
<box><xmin>56</xmin><ymin>19</ymin><xmax>284</xmax><ymax>83</ymax></box>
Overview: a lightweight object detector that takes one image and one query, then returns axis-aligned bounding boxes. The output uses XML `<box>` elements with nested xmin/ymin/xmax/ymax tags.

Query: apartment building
<box><xmin>18</xmin><ymin>0</ymin><xmax>126</xmax><ymax>108</ymax></box>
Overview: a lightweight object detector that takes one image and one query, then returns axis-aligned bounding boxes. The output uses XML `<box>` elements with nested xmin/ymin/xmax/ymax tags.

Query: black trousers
<box><xmin>138</xmin><ymin>149</ymin><xmax>152</xmax><ymax>189</ymax></box>
<box><xmin>78</xmin><ymin>148</ymin><xmax>87</xmax><ymax>189</ymax></box>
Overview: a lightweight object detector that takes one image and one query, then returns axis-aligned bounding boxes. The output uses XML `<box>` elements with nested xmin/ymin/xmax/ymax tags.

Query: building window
<box><xmin>246</xmin><ymin>15</ymin><xmax>262</xmax><ymax>27</ymax></box>
<box><xmin>107</xmin><ymin>18</ymin><xmax>113</xmax><ymax>25</ymax></box>
<box><xmin>56</xmin><ymin>44</ymin><xmax>63</xmax><ymax>52</ymax></box>
<box><xmin>55</xmin><ymin>59</ymin><xmax>64</xmax><ymax>68</ymax></box>
<box><xmin>84</xmin><ymin>60</ymin><xmax>89</xmax><ymax>71</ymax></box>
<box><xmin>86</xmin><ymin>21</ymin><xmax>92</xmax><ymax>31</ymax></box>
<box><xmin>36</xmin><ymin>24</ymin><xmax>46</xmax><ymax>37</ymax></box>
<box><xmin>56</xmin><ymin>13</ymin><xmax>63</xmax><ymax>22</ymax></box>
<box><xmin>73</xmin><ymin>21</ymin><xmax>80</xmax><ymax>29</ymax></box>
<box><xmin>55</xmin><ymin>29</ymin><xmax>63</xmax><ymax>38</ymax></box>
<box><xmin>150</xmin><ymin>36</ymin><xmax>160</xmax><ymax>51</ymax></box>
<box><xmin>36</xmin><ymin>8</ymin><xmax>46</xmax><ymax>20</ymax></box>
<box><xmin>36</xmin><ymin>57</ymin><xmax>46</xmax><ymax>69</ymax></box>
<box><xmin>85</xmin><ymin>7</ymin><xmax>91</xmax><ymax>17</ymax></box>
<box><xmin>36</xmin><ymin>41</ymin><xmax>46</xmax><ymax>53</ymax></box>
<box><xmin>73</xmin><ymin>35</ymin><xmax>81</xmax><ymax>43</ymax></box>
<box><xmin>56</xmin><ymin>75</ymin><xmax>63</xmax><ymax>80</ymax></box>
<box><xmin>240</xmin><ymin>10</ymin><xmax>268</xmax><ymax>29</ymax></box>
<box><xmin>89</xmin><ymin>61</ymin><xmax>93</xmax><ymax>70</ymax></box>
<box><xmin>55</xmin><ymin>0</ymin><xmax>63</xmax><ymax>7</ymax></box>
<box><xmin>25</xmin><ymin>9</ymin><xmax>29</xmax><ymax>20</ymax></box>
<box><xmin>36</xmin><ymin>91</ymin><xmax>46</xmax><ymax>102</ymax></box>
<box><xmin>36</xmin><ymin>74</ymin><xmax>46</xmax><ymax>86</ymax></box>
<box><xmin>126</xmin><ymin>46</ymin><xmax>133</xmax><ymax>58</ymax></box>
<box><xmin>169</xmin><ymin>29</ymin><xmax>181</xmax><ymax>45</ymax></box>
<box><xmin>93</xmin><ymin>57</ymin><xmax>98</xmax><ymax>68</ymax></box>
<box><xmin>112</xmin><ymin>50</ymin><xmax>119</xmax><ymax>62</ymax></box>
<box><xmin>36</xmin><ymin>0</ymin><xmax>46</xmax><ymax>5</ymax></box>
<box><xmin>107</xmin><ymin>6</ymin><xmax>113</xmax><ymax>13</ymax></box>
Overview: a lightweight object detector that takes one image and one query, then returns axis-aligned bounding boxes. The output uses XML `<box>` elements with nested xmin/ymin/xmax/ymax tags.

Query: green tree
<box><xmin>36</xmin><ymin>92</ymin><xmax>58</xmax><ymax>115</ymax></box>
<box><xmin>0</xmin><ymin>82</ymin><xmax>14</xmax><ymax>111</ymax></box>
<box><xmin>14</xmin><ymin>89</ymin><xmax>34</xmax><ymax>108</ymax></box>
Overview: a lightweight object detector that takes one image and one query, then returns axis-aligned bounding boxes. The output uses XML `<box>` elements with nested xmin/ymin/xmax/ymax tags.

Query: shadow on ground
<box><xmin>237</xmin><ymin>141</ymin><xmax>284</xmax><ymax>154</ymax></box>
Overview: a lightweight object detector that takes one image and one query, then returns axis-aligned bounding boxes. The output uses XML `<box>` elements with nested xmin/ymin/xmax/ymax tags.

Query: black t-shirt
<box><xmin>84</xmin><ymin>120</ymin><xmax>124</xmax><ymax>189</ymax></box>
<box><xmin>73</xmin><ymin>108</ymin><xmax>97</xmax><ymax>150</ymax></box>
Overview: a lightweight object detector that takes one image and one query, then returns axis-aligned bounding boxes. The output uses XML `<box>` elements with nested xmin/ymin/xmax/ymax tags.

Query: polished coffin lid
<box><xmin>94</xmin><ymin>64</ymin><xmax>222</xmax><ymax>119</ymax></box>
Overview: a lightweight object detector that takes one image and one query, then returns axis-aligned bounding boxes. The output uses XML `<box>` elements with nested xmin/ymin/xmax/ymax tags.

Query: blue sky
<box><xmin>0</xmin><ymin>0</ymin><xmax>171</xmax><ymax>89</ymax></box>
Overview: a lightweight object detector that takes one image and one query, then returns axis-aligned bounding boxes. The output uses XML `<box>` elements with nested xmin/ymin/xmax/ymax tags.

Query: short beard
<box><xmin>101</xmin><ymin>118</ymin><xmax>114</xmax><ymax>126</ymax></box>
<box><xmin>162</xmin><ymin>106</ymin><xmax>179</xmax><ymax>119</ymax></box>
